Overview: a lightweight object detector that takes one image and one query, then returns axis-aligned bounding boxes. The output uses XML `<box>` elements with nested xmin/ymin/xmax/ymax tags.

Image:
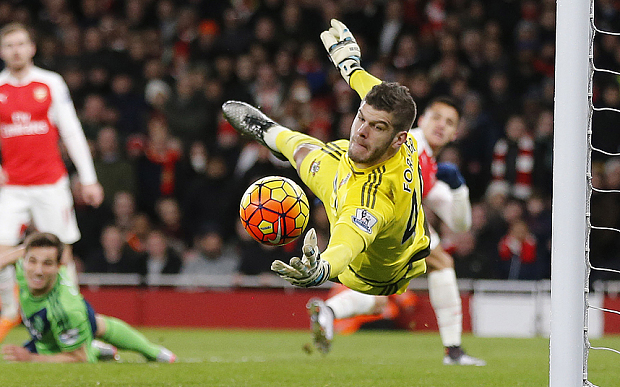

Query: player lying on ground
<box><xmin>0</xmin><ymin>232</ymin><xmax>175</xmax><ymax>363</ymax></box>
<box><xmin>308</xmin><ymin>19</ymin><xmax>485</xmax><ymax>365</ymax></box>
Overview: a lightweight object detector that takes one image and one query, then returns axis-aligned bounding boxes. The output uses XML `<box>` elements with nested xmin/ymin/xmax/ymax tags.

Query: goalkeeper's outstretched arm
<box><xmin>320</xmin><ymin>19</ymin><xmax>382</xmax><ymax>99</ymax></box>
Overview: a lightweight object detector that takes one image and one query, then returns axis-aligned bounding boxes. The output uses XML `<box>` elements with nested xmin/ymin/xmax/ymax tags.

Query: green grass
<box><xmin>1</xmin><ymin>327</ymin><xmax>619</xmax><ymax>387</ymax></box>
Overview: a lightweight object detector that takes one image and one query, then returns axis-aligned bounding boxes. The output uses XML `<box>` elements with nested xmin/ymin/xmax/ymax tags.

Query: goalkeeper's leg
<box><xmin>96</xmin><ymin>314</ymin><xmax>176</xmax><ymax>363</ymax></box>
<box><xmin>268</xmin><ymin>128</ymin><xmax>324</xmax><ymax>170</ymax></box>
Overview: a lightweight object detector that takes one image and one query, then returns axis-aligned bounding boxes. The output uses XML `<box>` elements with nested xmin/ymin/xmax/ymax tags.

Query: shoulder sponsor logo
<box><xmin>59</xmin><ymin>328</ymin><xmax>80</xmax><ymax>345</ymax></box>
<box><xmin>351</xmin><ymin>208</ymin><xmax>378</xmax><ymax>234</ymax></box>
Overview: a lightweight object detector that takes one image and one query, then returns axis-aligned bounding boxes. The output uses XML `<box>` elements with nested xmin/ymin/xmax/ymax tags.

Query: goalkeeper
<box><xmin>305</xmin><ymin>19</ymin><xmax>485</xmax><ymax>365</ymax></box>
<box><xmin>0</xmin><ymin>232</ymin><xmax>176</xmax><ymax>363</ymax></box>
<box><xmin>222</xmin><ymin>36</ymin><xmax>430</xmax><ymax>295</ymax></box>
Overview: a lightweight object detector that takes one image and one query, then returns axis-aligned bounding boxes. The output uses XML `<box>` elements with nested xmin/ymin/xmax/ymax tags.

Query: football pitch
<box><xmin>1</xmin><ymin>327</ymin><xmax>619</xmax><ymax>387</ymax></box>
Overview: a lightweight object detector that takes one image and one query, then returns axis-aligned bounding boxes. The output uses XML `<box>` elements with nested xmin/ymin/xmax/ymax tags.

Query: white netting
<box><xmin>585</xmin><ymin>2</ymin><xmax>620</xmax><ymax>385</ymax></box>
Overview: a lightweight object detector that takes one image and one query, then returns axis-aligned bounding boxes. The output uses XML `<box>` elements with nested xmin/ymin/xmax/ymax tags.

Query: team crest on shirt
<box><xmin>59</xmin><ymin>328</ymin><xmax>80</xmax><ymax>345</ymax></box>
<box><xmin>351</xmin><ymin>208</ymin><xmax>378</xmax><ymax>234</ymax></box>
<box><xmin>0</xmin><ymin>94</ymin><xmax>6</xmax><ymax>103</ymax></box>
<box><xmin>33</xmin><ymin>86</ymin><xmax>48</xmax><ymax>102</ymax></box>
<box><xmin>310</xmin><ymin>160</ymin><xmax>320</xmax><ymax>176</ymax></box>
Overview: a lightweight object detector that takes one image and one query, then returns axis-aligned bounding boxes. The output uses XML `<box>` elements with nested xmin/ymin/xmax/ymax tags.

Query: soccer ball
<box><xmin>239</xmin><ymin>176</ymin><xmax>310</xmax><ymax>246</ymax></box>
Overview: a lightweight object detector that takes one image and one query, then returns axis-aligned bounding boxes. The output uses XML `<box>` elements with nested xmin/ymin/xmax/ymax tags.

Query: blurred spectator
<box><xmin>164</xmin><ymin>71</ymin><xmax>209</xmax><ymax>148</ymax></box>
<box><xmin>79</xmin><ymin>93</ymin><xmax>109</xmax><ymax>140</ymax></box>
<box><xmin>110</xmin><ymin>191</ymin><xmax>137</xmax><ymax>234</ymax></box>
<box><xmin>126</xmin><ymin>213</ymin><xmax>152</xmax><ymax>253</ymax></box>
<box><xmin>181</xmin><ymin>225</ymin><xmax>239</xmax><ymax>276</ymax></box>
<box><xmin>155</xmin><ymin>197</ymin><xmax>187</xmax><ymax>253</ymax></box>
<box><xmin>296</xmin><ymin>41</ymin><xmax>328</xmax><ymax>96</ymax></box>
<box><xmin>251</xmin><ymin>62</ymin><xmax>285</xmax><ymax>117</ymax></box>
<box><xmin>182</xmin><ymin>150</ymin><xmax>236</xmax><ymax>241</ymax></box>
<box><xmin>137</xmin><ymin>229</ymin><xmax>183</xmax><ymax>279</ymax></box>
<box><xmin>71</xmin><ymin>175</ymin><xmax>109</xmax><ymax>265</ymax></box>
<box><xmin>235</xmin><ymin>220</ymin><xmax>286</xmax><ymax>277</ymax></box>
<box><xmin>590</xmin><ymin>159</ymin><xmax>620</xmax><ymax>280</ymax></box>
<box><xmin>93</xmin><ymin>125</ymin><xmax>137</xmax><ymax>207</ymax></box>
<box><xmin>526</xmin><ymin>195</ymin><xmax>552</xmax><ymax>279</ymax></box>
<box><xmin>85</xmin><ymin>224</ymin><xmax>145</xmax><ymax>273</ymax></box>
<box><xmin>532</xmin><ymin>110</ymin><xmax>553</xmax><ymax>198</ymax></box>
<box><xmin>108</xmin><ymin>73</ymin><xmax>148</xmax><ymax>138</ymax></box>
<box><xmin>497</xmin><ymin>219</ymin><xmax>538</xmax><ymax>280</ymax></box>
<box><xmin>456</xmin><ymin>92</ymin><xmax>498</xmax><ymax>201</ymax></box>
<box><xmin>592</xmin><ymin>83</ymin><xmax>620</xmax><ymax>161</ymax></box>
<box><xmin>135</xmin><ymin>116</ymin><xmax>183</xmax><ymax>215</ymax></box>
<box><xmin>490</xmin><ymin>115</ymin><xmax>534</xmax><ymax>200</ymax></box>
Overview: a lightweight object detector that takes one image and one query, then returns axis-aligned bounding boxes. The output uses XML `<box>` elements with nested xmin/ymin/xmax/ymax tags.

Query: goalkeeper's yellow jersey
<box><xmin>279</xmin><ymin>69</ymin><xmax>429</xmax><ymax>295</ymax></box>
<box><xmin>322</xmin><ymin>137</ymin><xmax>429</xmax><ymax>295</ymax></box>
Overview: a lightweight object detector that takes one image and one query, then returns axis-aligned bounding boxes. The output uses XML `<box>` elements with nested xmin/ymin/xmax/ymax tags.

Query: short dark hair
<box><xmin>0</xmin><ymin>22</ymin><xmax>34</xmax><ymax>45</ymax></box>
<box><xmin>426</xmin><ymin>96</ymin><xmax>461</xmax><ymax>118</ymax></box>
<box><xmin>364</xmin><ymin>82</ymin><xmax>417</xmax><ymax>133</ymax></box>
<box><xmin>24</xmin><ymin>232</ymin><xmax>64</xmax><ymax>264</ymax></box>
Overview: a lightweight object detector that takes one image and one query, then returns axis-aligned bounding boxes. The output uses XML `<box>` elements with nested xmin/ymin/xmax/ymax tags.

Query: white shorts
<box><xmin>0</xmin><ymin>176</ymin><xmax>80</xmax><ymax>245</ymax></box>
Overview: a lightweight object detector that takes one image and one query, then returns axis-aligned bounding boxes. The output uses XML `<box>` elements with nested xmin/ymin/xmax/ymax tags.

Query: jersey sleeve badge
<box><xmin>351</xmin><ymin>208</ymin><xmax>378</xmax><ymax>234</ymax></box>
<box><xmin>59</xmin><ymin>328</ymin><xmax>80</xmax><ymax>346</ymax></box>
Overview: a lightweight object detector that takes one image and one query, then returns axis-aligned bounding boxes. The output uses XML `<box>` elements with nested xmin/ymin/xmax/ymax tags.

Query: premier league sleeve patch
<box><xmin>351</xmin><ymin>208</ymin><xmax>378</xmax><ymax>234</ymax></box>
<box><xmin>59</xmin><ymin>328</ymin><xmax>80</xmax><ymax>346</ymax></box>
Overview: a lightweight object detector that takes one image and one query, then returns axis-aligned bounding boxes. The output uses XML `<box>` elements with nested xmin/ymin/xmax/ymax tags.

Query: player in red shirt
<box><xmin>308</xmin><ymin>19</ymin><xmax>485</xmax><ymax>365</ymax></box>
<box><xmin>0</xmin><ymin>22</ymin><xmax>103</xmax><ymax>342</ymax></box>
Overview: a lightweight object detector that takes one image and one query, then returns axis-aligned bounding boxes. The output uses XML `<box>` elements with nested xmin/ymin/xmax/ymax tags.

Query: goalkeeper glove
<box><xmin>320</xmin><ymin>19</ymin><xmax>362</xmax><ymax>84</ymax></box>
<box><xmin>271</xmin><ymin>228</ymin><xmax>331</xmax><ymax>288</ymax></box>
<box><xmin>436</xmin><ymin>162</ymin><xmax>466</xmax><ymax>189</ymax></box>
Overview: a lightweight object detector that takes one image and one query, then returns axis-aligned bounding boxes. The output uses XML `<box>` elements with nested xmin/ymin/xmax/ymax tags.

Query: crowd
<box><xmin>3</xmin><ymin>0</ymin><xmax>620</xmax><ymax>282</ymax></box>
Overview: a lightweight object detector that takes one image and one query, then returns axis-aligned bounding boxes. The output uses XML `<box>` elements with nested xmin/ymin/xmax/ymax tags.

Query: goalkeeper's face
<box><xmin>348</xmin><ymin>102</ymin><xmax>407</xmax><ymax>169</ymax></box>
<box><xmin>23</xmin><ymin>247</ymin><xmax>61</xmax><ymax>297</ymax></box>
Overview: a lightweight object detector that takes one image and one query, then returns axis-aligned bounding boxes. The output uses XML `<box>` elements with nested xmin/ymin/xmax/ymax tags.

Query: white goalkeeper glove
<box><xmin>320</xmin><ymin>19</ymin><xmax>362</xmax><ymax>84</ymax></box>
<box><xmin>271</xmin><ymin>228</ymin><xmax>331</xmax><ymax>288</ymax></box>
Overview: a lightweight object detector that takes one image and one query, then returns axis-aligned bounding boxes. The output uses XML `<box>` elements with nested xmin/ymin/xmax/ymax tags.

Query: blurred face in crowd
<box><xmin>0</xmin><ymin>27</ymin><xmax>35</xmax><ymax>73</ymax></box>
<box><xmin>418</xmin><ymin>101</ymin><xmax>460</xmax><ymax>153</ymax></box>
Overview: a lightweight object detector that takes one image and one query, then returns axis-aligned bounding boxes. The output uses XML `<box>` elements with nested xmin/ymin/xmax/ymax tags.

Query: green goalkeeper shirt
<box><xmin>16</xmin><ymin>259</ymin><xmax>97</xmax><ymax>362</ymax></box>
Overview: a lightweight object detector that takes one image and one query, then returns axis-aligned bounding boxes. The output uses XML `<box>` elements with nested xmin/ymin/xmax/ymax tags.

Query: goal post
<box><xmin>550</xmin><ymin>0</ymin><xmax>591</xmax><ymax>386</ymax></box>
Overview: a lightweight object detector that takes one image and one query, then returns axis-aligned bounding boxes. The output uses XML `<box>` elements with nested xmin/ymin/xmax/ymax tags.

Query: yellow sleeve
<box><xmin>349</xmin><ymin>70</ymin><xmax>382</xmax><ymax>100</ymax></box>
<box><xmin>320</xmin><ymin>223</ymin><xmax>366</xmax><ymax>278</ymax></box>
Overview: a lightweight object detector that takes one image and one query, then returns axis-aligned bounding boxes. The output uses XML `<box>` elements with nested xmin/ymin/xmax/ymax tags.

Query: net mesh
<box><xmin>585</xmin><ymin>1</ymin><xmax>620</xmax><ymax>385</ymax></box>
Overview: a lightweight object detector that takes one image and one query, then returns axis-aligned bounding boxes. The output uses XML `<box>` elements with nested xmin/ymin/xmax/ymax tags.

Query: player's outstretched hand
<box><xmin>271</xmin><ymin>228</ymin><xmax>331</xmax><ymax>288</ymax></box>
<box><xmin>436</xmin><ymin>162</ymin><xmax>466</xmax><ymax>189</ymax></box>
<box><xmin>2</xmin><ymin>344</ymin><xmax>32</xmax><ymax>362</ymax></box>
<box><xmin>320</xmin><ymin>19</ymin><xmax>362</xmax><ymax>84</ymax></box>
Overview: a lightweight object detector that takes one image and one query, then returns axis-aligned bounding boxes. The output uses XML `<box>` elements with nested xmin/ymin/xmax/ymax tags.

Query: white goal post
<box><xmin>550</xmin><ymin>0</ymin><xmax>591</xmax><ymax>386</ymax></box>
